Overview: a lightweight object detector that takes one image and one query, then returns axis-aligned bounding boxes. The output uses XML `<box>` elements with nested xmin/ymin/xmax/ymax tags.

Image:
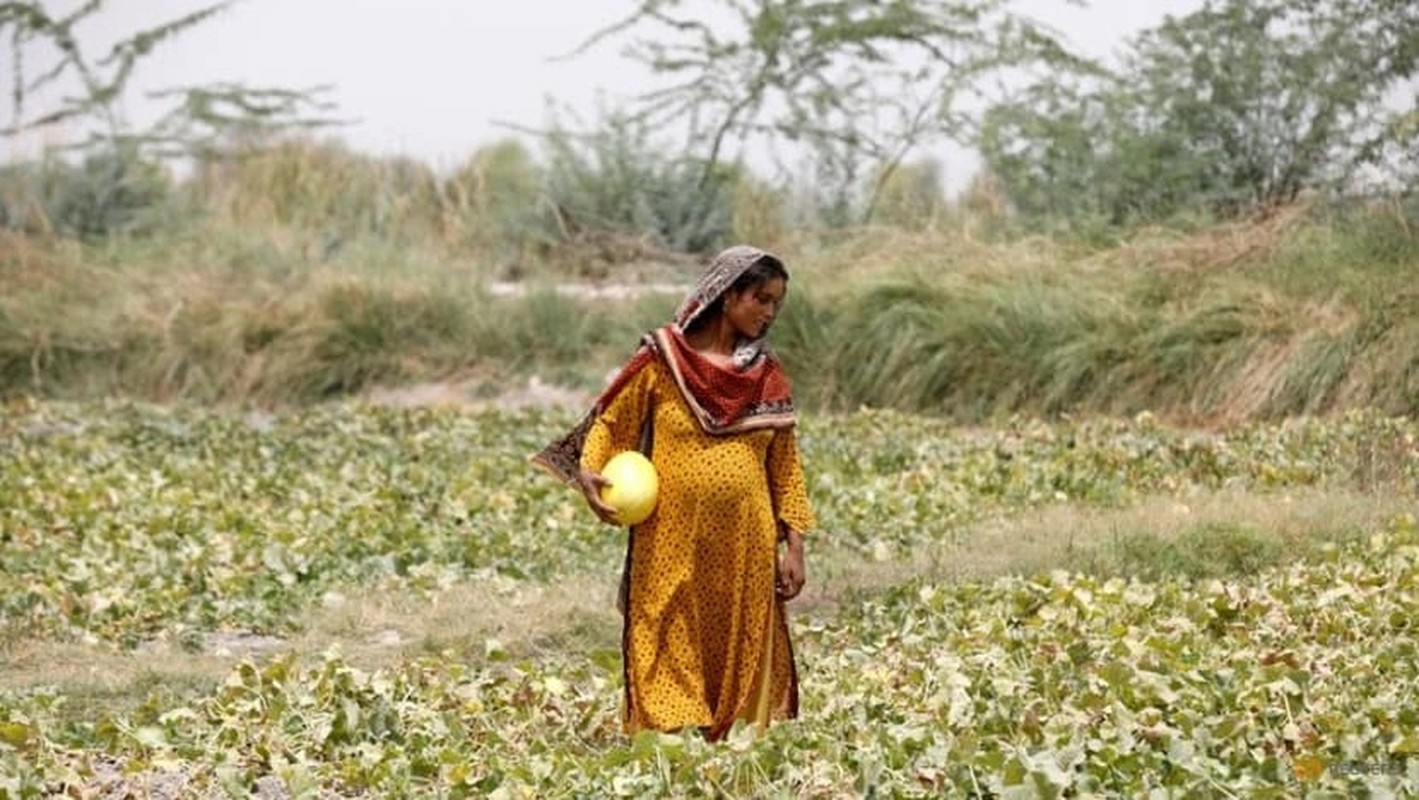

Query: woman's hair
<box><xmin>685</xmin><ymin>254</ymin><xmax>789</xmax><ymax>334</ymax></box>
<box><xmin>730</xmin><ymin>253</ymin><xmax>788</xmax><ymax>295</ymax></box>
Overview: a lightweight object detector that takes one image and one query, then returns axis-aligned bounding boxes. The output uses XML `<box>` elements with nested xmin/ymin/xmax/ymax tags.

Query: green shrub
<box><xmin>0</xmin><ymin>147</ymin><xmax>171</xmax><ymax>239</ymax></box>
<box><xmin>443</xmin><ymin>139</ymin><xmax>544</xmax><ymax>258</ymax></box>
<box><xmin>538</xmin><ymin>112</ymin><xmax>736</xmax><ymax>255</ymax></box>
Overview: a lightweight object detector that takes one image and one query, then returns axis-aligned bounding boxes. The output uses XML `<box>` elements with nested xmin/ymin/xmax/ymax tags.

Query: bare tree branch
<box><xmin>565</xmin><ymin>0</ymin><xmax>1086</xmax><ymax>223</ymax></box>
<box><xmin>3</xmin><ymin>1</ymin><xmax>339</xmax><ymax>159</ymax></box>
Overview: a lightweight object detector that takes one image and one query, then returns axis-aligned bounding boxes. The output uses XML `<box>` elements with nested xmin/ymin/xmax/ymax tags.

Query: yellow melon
<box><xmin>600</xmin><ymin>451</ymin><xmax>659</xmax><ymax>525</ymax></box>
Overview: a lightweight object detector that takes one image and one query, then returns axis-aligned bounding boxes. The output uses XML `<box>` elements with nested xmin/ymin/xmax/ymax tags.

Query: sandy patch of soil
<box><xmin>362</xmin><ymin>374</ymin><xmax>594</xmax><ymax>413</ymax></box>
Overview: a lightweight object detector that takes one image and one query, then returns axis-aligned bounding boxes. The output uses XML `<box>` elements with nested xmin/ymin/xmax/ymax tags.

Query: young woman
<box><xmin>533</xmin><ymin>244</ymin><xmax>815</xmax><ymax>741</ymax></box>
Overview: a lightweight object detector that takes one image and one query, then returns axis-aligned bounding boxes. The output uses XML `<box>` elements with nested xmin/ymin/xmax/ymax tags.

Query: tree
<box><xmin>977</xmin><ymin>78</ymin><xmax>1122</xmax><ymax>221</ymax></box>
<box><xmin>1128</xmin><ymin>0</ymin><xmax>1407</xmax><ymax>210</ymax></box>
<box><xmin>980</xmin><ymin>0</ymin><xmax>1419</xmax><ymax>225</ymax></box>
<box><xmin>572</xmin><ymin>0</ymin><xmax>1086</xmax><ymax>226</ymax></box>
<box><xmin>1</xmin><ymin>1</ymin><xmax>337</xmax><ymax>158</ymax></box>
<box><xmin>1</xmin><ymin>1</ymin><xmax>340</xmax><ymax>237</ymax></box>
<box><xmin>535</xmin><ymin>108</ymin><xmax>738</xmax><ymax>254</ymax></box>
<box><xmin>1293</xmin><ymin>0</ymin><xmax>1419</xmax><ymax>191</ymax></box>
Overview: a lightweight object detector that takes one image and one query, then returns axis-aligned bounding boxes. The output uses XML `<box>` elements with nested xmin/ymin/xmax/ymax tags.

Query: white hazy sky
<box><xmin>3</xmin><ymin>0</ymin><xmax>1204</xmax><ymax>190</ymax></box>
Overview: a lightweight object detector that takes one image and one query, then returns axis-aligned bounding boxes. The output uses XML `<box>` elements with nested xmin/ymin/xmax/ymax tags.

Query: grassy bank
<box><xmin>2</xmin><ymin>201</ymin><xmax>1416</xmax><ymax>421</ymax></box>
<box><xmin>779</xmin><ymin>205</ymin><xmax>1419</xmax><ymax>421</ymax></box>
<box><xmin>0</xmin><ymin>228</ymin><xmax>669</xmax><ymax>404</ymax></box>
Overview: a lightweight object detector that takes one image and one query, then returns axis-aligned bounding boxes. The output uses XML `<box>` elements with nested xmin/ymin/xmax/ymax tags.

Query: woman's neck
<box><xmin>684</xmin><ymin>319</ymin><xmax>737</xmax><ymax>358</ymax></box>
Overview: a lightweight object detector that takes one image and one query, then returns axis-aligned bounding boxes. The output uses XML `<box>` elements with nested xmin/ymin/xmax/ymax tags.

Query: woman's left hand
<box><xmin>776</xmin><ymin>529</ymin><xmax>806</xmax><ymax>600</ymax></box>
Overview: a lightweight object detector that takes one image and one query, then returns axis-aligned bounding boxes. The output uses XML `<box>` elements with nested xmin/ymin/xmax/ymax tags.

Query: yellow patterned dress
<box><xmin>580</xmin><ymin>357</ymin><xmax>816</xmax><ymax>739</ymax></box>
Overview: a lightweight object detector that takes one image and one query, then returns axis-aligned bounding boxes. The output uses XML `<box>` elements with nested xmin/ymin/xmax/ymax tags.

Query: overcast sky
<box><xmin>3</xmin><ymin>0</ymin><xmax>1205</xmax><ymax>190</ymax></box>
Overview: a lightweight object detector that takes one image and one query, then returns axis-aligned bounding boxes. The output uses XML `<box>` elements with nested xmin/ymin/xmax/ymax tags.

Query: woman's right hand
<box><xmin>576</xmin><ymin>467</ymin><xmax>621</xmax><ymax>525</ymax></box>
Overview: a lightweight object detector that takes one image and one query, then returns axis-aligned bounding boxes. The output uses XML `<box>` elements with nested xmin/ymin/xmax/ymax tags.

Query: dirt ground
<box><xmin>361</xmin><ymin>374</ymin><xmax>596</xmax><ymax>413</ymax></box>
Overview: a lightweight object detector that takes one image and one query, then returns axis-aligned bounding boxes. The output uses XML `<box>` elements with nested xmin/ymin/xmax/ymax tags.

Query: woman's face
<box><xmin>723</xmin><ymin>277</ymin><xmax>787</xmax><ymax>340</ymax></box>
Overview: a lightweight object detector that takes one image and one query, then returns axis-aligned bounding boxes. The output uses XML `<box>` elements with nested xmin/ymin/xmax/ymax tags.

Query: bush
<box><xmin>0</xmin><ymin>147</ymin><xmax>171</xmax><ymax>239</ymax></box>
<box><xmin>538</xmin><ymin>112</ymin><xmax>736</xmax><ymax>255</ymax></box>
<box><xmin>443</xmin><ymin>139</ymin><xmax>544</xmax><ymax>255</ymax></box>
<box><xmin>191</xmin><ymin>139</ymin><xmax>443</xmax><ymax>244</ymax></box>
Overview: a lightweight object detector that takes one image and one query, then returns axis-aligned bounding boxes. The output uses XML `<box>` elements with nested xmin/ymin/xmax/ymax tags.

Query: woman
<box><xmin>533</xmin><ymin>244</ymin><xmax>815</xmax><ymax>742</ymax></box>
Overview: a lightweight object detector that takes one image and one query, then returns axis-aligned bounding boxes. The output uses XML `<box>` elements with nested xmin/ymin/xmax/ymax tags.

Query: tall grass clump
<box><xmin>777</xmin><ymin>202</ymin><xmax>1418</xmax><ymax>422</ymax></box>
<box><xmin>794</xmin><ymin>277</ymin><xmax>1139</xmax><ymax>417</ymax></box>
<box><xmin>0</xmin><ymin>230</ymin><xmax>659</xmax><ymax>405</ymax></box>
<box><xmin>442</xmin><ymin>140</ymin><xmax>544</xmax><ymax>272</ymax></box>
<box><xmin>192</xmin><ymin>140</ymin><xmax>444</xmax><ymax>245</ymax></box>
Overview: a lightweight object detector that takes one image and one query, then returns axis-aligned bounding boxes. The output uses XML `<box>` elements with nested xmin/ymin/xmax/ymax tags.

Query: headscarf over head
<box><xmin>531</xmin><ymin>244</ymin><xmax>797</xmax><ymax>484</ymax></box>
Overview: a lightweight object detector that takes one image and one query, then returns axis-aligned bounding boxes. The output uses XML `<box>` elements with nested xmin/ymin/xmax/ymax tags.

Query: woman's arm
<box><xmin>767</xmin><ymin>429</ymin><xmax>815</xmax><ymax>600</ymax></box>
<box><xmin>766</xmin><ymin>428</ymin><xmax>815</xmax><ymax>535</ymax></box>
<box><xmin>579</xmin><ymin>362</ymin><xmax>657</xmax><ymax>524</ymax></box>
<box><xmin>777</xmin><ymin>524</ymin><xmax>807</xmax><ymax>600</ymax></box>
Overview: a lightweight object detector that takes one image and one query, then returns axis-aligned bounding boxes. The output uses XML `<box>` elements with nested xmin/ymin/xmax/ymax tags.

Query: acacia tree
<box><xmin>573</xmin><ymin>0</ymin><xmax>1086</xmax><ymax>225</ymax></box>
<box><xmin>1</xmin><ymin>1</ymin><xmax>338</xmax><ymax>236</ymax></box>
<box><xmin>1</xmin><ymin>1</ymin><xmax>337</xmax><ymax>158</ymax></box>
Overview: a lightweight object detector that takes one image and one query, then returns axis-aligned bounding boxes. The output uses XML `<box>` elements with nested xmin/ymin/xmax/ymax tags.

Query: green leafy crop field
<box><xmin>1</xmin><ymin>401</ymin><xmax>1415</xmax><ymax>797</ymax></box>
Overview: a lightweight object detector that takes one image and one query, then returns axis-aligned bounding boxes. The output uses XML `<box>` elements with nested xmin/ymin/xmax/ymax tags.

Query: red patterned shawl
<box><xmin>531</xmin><ymin>245</ymin><xmax>797</xmax><ymax>484</ymax></box>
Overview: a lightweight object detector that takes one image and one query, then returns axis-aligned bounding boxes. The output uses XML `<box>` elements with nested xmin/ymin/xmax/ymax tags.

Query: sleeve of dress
<box><xmin>766</xmin><ymin>427</ymin><xmax>816</xmax><ymax>535</ymax></box>
<box><xmin>580</xmin><ymin>361</ymin><xmax>657</xmax><ymax>474</ymax></box>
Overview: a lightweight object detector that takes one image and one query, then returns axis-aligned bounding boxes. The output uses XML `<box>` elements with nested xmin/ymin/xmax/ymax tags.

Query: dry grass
<box><xmin>295</xmin><ymin>574</ymin><xmax>622</xmax><ymax>665</ymax></box>
<box><xmin>0</xmin><ymin>575</ymin><xmax>623</xmax><ymax>714</ymax></box>
<box><xmin>784</xmin><ymin>224</ymin><xmax>1072</xmax><ymax>295</ymax></box>
<box><xmin>1094</xmin><ymin>203</ymin><xmax>1311</xmax><ymax>277</ymax></box>
<box><xmin>782</xmin><ymin>203</ymin><xmax>1312</xmax><ymax>297</ymax></box>
<box><xmin>6</xmin><ymin>202</ymin><xmax>1417</xmax><ymax>421</ymax></box>
<box><xmin>807</xmin><ymin>488</ymin><xmax>1414</xmax><ymax>607</ymax></box>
